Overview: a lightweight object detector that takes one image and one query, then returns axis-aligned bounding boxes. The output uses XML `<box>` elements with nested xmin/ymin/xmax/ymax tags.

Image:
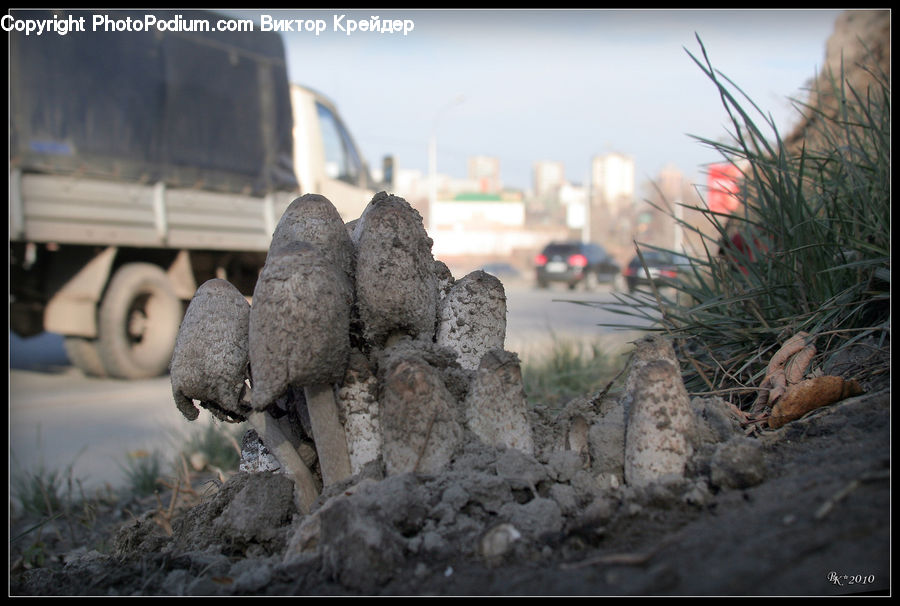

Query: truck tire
<box><xmin>97</xmin><ymin>263</ymin><xmax>183</xmax><ymax>380</ymax></box>
<box><xmin>63</xmin><ymin>337</ymin><xmax>108</xmax><ymax>378</ymax></box>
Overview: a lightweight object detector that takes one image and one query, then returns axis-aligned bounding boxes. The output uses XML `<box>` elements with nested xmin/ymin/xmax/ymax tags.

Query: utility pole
<box><xmin>428</xmin><ymin>95</ymin><xmax>465</xmax><ymax>237</ymax></box>
<box><xmin>673</xmin><ymin>197</ymin><xmax>683</xmax><ymax>253</ymax></box>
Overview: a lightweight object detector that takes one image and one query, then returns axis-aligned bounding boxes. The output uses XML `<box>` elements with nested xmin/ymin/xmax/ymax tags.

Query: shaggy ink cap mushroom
<box><xmin>249</xmin><ymin>240</ymin><xmax>354</xmax><ymax>486</ymax></box>
<box><xmin>436</xmin><ymin>269</ymin><xmax>507</xmax><ymax>371</ymax></box>
<box><xmin>249</xmin><ymin>241</ymin><xmax>352</xmax><ymax>409</ymax></box>
<box><xmin>353</xmin><ymin>191</ymin><xmax>439</xmax><ymax>347</ymax></box>
<box><xmin>268</xmin><ymin>193</ymin><xmax>356</xmax><ymax>286</ymax></box>
<box><xmin>170</xmin><ymin>278</ymin><xmax>321</xmax><ymax>514</ymax></box>
<box><xmin>170</xmin><ymin>278</ymin><xmax>251</xmax><ymax>423</ymax></box>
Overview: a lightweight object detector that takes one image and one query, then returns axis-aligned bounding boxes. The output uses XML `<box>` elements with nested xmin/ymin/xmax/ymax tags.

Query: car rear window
<box><xmin>543</xmin><ymin>244</ymin><xmax>580</xmax><ymax>256</ymax></box>
<box><xmin>629</xmin><ymin>251</ymin><xmax>667</xmax><ymax>266</ymax></box>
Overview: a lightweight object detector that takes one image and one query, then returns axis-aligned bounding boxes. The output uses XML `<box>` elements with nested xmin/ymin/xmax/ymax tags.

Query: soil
<box><xmin>9</xmin><ymin>377</ymin><xmax>890</xmax><ymax>597</ymax></box>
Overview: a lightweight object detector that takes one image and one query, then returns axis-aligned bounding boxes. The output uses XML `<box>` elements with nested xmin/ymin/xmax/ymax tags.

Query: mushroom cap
<box><xmin>268</xmin><ymin>193</ymin><xmax>356</xmax><ymax>285</ymax></box>
<box><xmin>249</xmin><ymin>242</ymin><xmax>353</xmax><ymax>411</ymax></box>
<box><xmin>353</xmin><ymin>192</ymin><xmax>438</xmax><ymax>346</ymax></box>
<box><xmin>436</xmin><ymin>269</ymin><xmax>507</xmax><ymax>371</ymax></box>
<box><xmin>170</xmin><ymin>278</ymin><xmax>251</xmax><ymax>422</ymax></box>
<box><xmin>619</xmin><ymin>334</ymin><xmax>679</xmax><ymax>415</ymax></box>
<box><xmin>623</xmin><ymin>358</ymin><xmax>694</xmax><ymax>487</ymax></box>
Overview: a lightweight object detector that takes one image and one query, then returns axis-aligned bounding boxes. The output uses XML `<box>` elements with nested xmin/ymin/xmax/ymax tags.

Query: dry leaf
<box><xmin>768</xmin><ymin>376</ymin><xmax>863</xmax><ymax>429</ymax></box>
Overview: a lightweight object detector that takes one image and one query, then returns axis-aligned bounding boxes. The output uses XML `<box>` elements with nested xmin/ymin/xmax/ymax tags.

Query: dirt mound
<box><xmin>10</xmin><ymin>387</ymin><xmax>889</xmax><ymax>596</ymax></box>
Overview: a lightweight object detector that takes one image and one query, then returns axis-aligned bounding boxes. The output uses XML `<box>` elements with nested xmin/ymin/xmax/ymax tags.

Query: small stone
<box><xmin>189</xmin><ymin>452</ymin><xmax>208</xmax><ymax>472</ymax></box>
<box><xmin>709</xmin><ymin>436</ymin><xmax>766</xmax><ymax>490</ymax></box>
<box><xmin>690</xmin><ymin>396</ymin><xmax>743</xmax><ymax>446</ymax></box>
<box><xmin>499</xmin><ymin>497</ymin><xmax>563</xmax><ymax>540</ymax></box>
<box><xmin>682</xmin><ymin>479</ymin><xmax>714</xmax><ymax>506</ymax></box>
<box><xmin>480</xmin><ymin>523</ymin><xmax>522</xmax><ymax>563</ymax></box>
<box><xmin>546</xmin><ymin>450</ymin><xmax>584</xmax><ymax>483</ymax></box>
<box><xmin>494</xmin><ymin>447</ymin><xmax>548</xmax><ymax>489</ymax></box>
<box><xmin>548</xmin><ymin>483</ymin><xmax>579</xmax><ymax>515</ymax></box>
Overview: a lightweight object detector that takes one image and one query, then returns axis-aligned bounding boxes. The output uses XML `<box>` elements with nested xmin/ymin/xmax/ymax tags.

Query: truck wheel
<box><xmin>97</xmin><ymin>263</ymin><xmax>183</xmax><ymax>380</ymax></box>
<box><xmin>63</xmin><ymin>337</ymin><xmax>108</xmax><ymax>378</ymax></box>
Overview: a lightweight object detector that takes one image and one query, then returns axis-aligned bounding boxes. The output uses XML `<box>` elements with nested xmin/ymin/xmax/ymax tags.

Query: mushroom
<box><xmin>249</xmin><ymin>241</ymin><xmax>354</xmax><ymax>487</ymax></box>
<box><xmin>335</xmin><ymin>349</ymin><xmax>381</xmax><ymax>474</ymax></box>
<box><xmin>618</xmin><ymin>334</ymin><xmax>680</xmax><ymax>416</ymax></box>
<box><xmin>170</xmin><ymin>278</ymin><xmax>320</xmax><ymax>513</ymax></box>
<box><xmin>463</xmin><ymin>349</ymin><xmax>534</xmax><ymax>455</ymax></box>
<box><xmin>268</xmin><ymin>193</ymin><xmax>356</xmax><ymax>285</ymax></box>
<box><xmin>622</xmin><ymin>343</ymin><xmax>695</xmax><ymax>488</ymax></box>
<box><xmin>436</xmin><ymin>269</ymin><xmax>507</xmax><ymax>371</ymax></box>
<box><xmin>170</xmin><ymin>279</ymin><xmax>251</xmax><ymax>424</ymax></box>
<box><xmin>378</xmin><ymin>341</ymin><xmax>463</xmax><ymax>475</ymax></box>
<box><xmin>352</xmin><ymin>192</ymin><xmax>439</xmax><ymax>347</ymax></box>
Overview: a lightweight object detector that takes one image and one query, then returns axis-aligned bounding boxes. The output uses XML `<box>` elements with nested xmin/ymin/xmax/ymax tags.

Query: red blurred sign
<box><xmin>706</xmin><ymin>163</ymin><xmax>742</xmax><ymax>215</ymax></box>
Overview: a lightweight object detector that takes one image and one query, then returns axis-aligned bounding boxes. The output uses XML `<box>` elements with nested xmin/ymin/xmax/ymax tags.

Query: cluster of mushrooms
<box><xmin>170</xmin><ymin>192</ymin><xmax>533</xmax><ymax>513</ymax></box>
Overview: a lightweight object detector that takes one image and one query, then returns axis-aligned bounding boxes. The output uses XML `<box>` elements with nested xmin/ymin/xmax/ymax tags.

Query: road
<box><xmin>9</xmin><ymin>278</ymin><xmax>654</xmax><ymax>495</ymax></box>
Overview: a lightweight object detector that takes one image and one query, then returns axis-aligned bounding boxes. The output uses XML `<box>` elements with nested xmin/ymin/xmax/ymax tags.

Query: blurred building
<box><xmin>433</xmin><ymin>191</ymin><xmax>525</xmax><ymax>232</ymax></box>
<box><xmin>657</xmin><ymin>164</ymin><xmax>685</xmax><ymax>203</ymax></box>
<box><xmin>591</xmin><ymin>152</ymin><xmax>635</xmax><ymax>217</ymax></box>
<box><xmin>392</xmin><ymin>155</ymin><xmax>570</xmax><ymax>266</ymax></box>
<box><xmin>584</xmin><ymin>152</ymin><xmax>636</xmax><ymax>254</ymax></box>
<box><xmin>467</xmin><ymin>155</ymin><xmax>502</xmax><ymax>193</ymax></box>
<box><xmin>533</xmin><ymin>160</ymin><xmax>566</xmax><ymax>198</ymax></box>
<box><xmin>558</xmin><ymin>182</ymin><xmax>588</xmax><ymax>236</ymax></box>
<box><xmin>431</xmin><ymin>190</ymin><xmax>550</xmax><ymax>259</ymax></box>
<box><xmin>392</xmin><ymin>167</ymin><xmax>430</xmax><ymax>219</ymax></box>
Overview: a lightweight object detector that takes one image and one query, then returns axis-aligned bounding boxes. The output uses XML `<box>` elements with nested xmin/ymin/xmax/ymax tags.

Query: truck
<box><xmin>8</xmin><ymin>9</ymin><xmax>381</xmax><ymax>379</ymax></box>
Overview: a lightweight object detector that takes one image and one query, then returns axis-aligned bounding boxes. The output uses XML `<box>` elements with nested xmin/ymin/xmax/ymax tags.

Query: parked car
<box><xmin>535</xmin><ymin>241</ymin><xmax>620</xmax><ymax>291</ymax></box>
<box><xmin>623</xmin><ymin>250</ymin><xmax>691</xmax><ymax>293</ymax></box>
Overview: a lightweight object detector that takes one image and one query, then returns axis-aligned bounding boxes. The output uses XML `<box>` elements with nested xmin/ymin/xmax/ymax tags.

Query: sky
<box><xmin>225</xmin><ymin>9</ymin><xmax>845</xmax><ymax>193</ymax></box>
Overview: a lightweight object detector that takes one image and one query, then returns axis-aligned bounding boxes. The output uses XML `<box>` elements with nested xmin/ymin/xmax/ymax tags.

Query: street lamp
<box><xmin>428</xmin><ymin>94</ymin><xmax>465</xmax><ymax>236</ymax></box>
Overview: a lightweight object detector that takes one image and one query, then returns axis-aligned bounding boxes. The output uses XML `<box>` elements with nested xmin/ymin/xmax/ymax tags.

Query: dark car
<box><xmin>535</xmin><ymin>241</ymin><xmax>621</xmax><ymax>291</ymax></box>
<box><xmin>623</xmin><ymin>250</ymin><xmax>690</xmax><ymax>293</ymax></box>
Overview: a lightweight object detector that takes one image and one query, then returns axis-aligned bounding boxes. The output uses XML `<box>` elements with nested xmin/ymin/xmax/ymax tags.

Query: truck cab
<box><xmin>291</xmin><ymin>84</ymin><xmax>375</xmax><ymax>222</ymax></box>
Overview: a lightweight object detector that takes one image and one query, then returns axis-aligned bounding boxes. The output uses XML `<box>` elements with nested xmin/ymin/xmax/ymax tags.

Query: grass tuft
<box><xmin>595</xmin><ymin>37</ymin><xmax>890</xmax><ymax>406</ymax></box>
<box><xmin>119</xmin><ymin>450</ymin><xmax>165</xmax><ymax>497</ymax></box>
<box><xmin>522</xmin><ymin>337</ymin><xmax>629</xmax><ymax>412</ymax></box>
<box><xmin>11</xmin><ymin>463</ymin><xmax>70</xmax><ymax>518</ymax></box>
<box><xmin>177</xmin><ymin>420</ymin><xmax>243</xmax><ymax>473</ymax></box>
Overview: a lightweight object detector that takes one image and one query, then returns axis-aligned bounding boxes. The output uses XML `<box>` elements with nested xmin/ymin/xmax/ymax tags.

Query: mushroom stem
<box><xmin>246</xmin><ymin>410</ymin><xmax>319</xmax><ymax>514</ymax></box>
<box><xmin>304</xmin><ymin>383</ymin><xmax>353</xmax><ymax>486</ymax></box>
